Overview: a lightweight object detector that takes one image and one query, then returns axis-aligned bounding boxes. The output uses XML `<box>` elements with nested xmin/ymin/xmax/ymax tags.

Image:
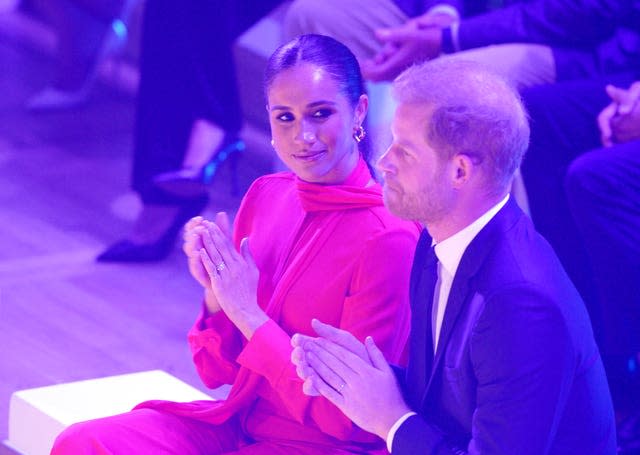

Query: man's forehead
<box><xmin>393</xmin><ymin>102</ymin><xmax>433</xmax><ymax>131</ymax></box>
<box><xmin>396</xmin><ymin>101</ymin><xmax>434</xmax><ymax>118</ymax></box>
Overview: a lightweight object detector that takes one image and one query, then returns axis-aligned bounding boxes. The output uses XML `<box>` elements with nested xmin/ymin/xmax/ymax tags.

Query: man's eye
<box><xmin>396</xmin><ymin>147</ymin><xmax>411</xmax><ymax>159</ymax></box>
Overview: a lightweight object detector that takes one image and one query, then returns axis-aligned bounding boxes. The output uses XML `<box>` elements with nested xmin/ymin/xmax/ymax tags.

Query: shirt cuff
<box><xmin>441</xmin><ymin>22</ymin><xmax>461</xmax><ymax>54</ymax></box>
<box><xmin>450</xmin><ymin>21</ymin><xmax>461</xmax><ymax>52</ymax></box>
<box><xmin>425</xmin><ymin>4</ymin><xmax>460</xmax><ymax>22</ymax></box>
<box><xmin>386</xmin><ymin>411</ymin><xmax>417</xmax><ymax>453</ymax></box>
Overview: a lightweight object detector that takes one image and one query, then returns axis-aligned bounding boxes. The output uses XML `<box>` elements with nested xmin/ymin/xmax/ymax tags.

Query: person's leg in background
<box><xmin>565</xmin><ymin>142</ymin><xmax>640</xmax><ymax>418</ymax></box>
<box><xmin>26</xmin><ymin>0</ymin><xmax>129</xmax><ymax>109</ymax></box>
<box><xmin>520</xmin><ymin>79</ymin><xmax>619</xmax><ymax>322</ymax></box>
<box><xmin>521</xmin><ymin>77</ymin><xmax>640</xmax><ymax>438</ymax></box>
<box><xmin>98</xmin><ymin>0</ymin><xmax>211</xmax><ymax>262</ymax></box>
<box><xmin>98</xmin><ymin>0</ymin><xmax>282</xmax><ymax>262</ymax></box>
<box><xmin>283</xmin><ymin>0</ymin><xmax>407</xmax><ymax>62</ymax></box>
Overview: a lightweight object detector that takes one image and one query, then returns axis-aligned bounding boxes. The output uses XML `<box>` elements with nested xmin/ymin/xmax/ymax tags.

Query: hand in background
<box><xmin>292</xmin><ymin>319</ymin><xmax>410</xmax><ymax>440</ymax></box>
<box><xmin>598</xmin><ymin>81</ymin><xmax>640</xmax><ymax>146</ymax></box>
<box><xmin>361</xmin><ymin>20</ymin><xmax>442</xmax><ymax>82</ymax></box>
<box><xmin>198</xmin><ymin>220</ymin><xmax>267</xmax><ymax>339</ymax></box>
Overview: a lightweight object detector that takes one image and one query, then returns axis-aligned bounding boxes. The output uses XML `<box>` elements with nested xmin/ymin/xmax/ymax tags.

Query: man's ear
<box><xmin>451</xmin><ymin>153</ymin><xmax>474</xmax><ymax>188</ymax></box>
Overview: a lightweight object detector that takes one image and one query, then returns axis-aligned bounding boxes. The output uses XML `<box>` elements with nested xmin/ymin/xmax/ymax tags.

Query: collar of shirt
<box><xmin>431</xmin><ymin>194</ymin><xmax>510</xmax><ymax>351</ymax></box>
<box><xmin>434</xmin><ymin>194</ymin><xmax>510</xmax><ymax>274</ymax></box>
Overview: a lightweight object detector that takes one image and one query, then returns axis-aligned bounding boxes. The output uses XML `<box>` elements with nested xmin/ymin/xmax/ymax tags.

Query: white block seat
<box><xmin>6</xmin><ymin>370</ymin><xmax>212</xmax><ymax>455</ymax></box>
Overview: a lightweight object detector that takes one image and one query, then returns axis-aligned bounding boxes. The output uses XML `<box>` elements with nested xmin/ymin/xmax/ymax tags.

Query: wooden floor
<box><xmin>0</xmin><ymin>9</ymin><xmax>273</xmax><ymax>447</ymax></box>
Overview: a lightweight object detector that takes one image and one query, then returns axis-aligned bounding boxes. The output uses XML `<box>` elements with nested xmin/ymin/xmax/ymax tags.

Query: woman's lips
<box><xmin>293</xmin><ymin>150</ymin><xmax>326</xmax><ymax>162</ymax></box>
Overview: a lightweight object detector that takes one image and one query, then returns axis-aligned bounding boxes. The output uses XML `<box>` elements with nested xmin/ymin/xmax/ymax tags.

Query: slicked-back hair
<box><xmin>264</xmin><ymin>34</ymin><xmax>372</xmax><ymax>169</ymax></box>
<box><xmin>392</xmin><ymin>59</ymin><xmax>530</xmax><ymax>195</ymax></box>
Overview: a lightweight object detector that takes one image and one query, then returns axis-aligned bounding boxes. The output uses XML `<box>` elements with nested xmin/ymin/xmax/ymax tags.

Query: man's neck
<box><xmin>425</xmin><ymin>192</ymin><xmax>508</xmax><ymax>243</ymax></box>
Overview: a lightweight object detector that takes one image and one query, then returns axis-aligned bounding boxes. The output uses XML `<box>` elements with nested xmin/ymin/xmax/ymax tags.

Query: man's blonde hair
<box><xmin>392</xmin><ymin>59</ymin><xmax>530</xmax><ymax>195</ymax></box>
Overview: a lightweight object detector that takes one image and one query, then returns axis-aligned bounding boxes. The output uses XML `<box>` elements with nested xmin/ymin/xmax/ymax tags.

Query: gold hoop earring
<box><xmin>353</xmin><ymin>125</ymin><xmax>366</xmax><ymax>143</ymax></box>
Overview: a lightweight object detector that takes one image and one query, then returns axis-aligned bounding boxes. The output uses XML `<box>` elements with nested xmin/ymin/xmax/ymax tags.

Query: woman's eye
<box><xmin>275</xmin><ymin>112</ymin><xmax>294</xmax><ymax>122</ymax></box>
<box><xmin>311</xmin><ymin>109</ymin><xmax>332</xmax><ymax>119</ymax></box>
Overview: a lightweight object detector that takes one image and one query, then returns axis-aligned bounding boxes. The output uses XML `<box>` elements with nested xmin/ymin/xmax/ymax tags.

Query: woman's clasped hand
<box><xmin>183</xmin><ymin>214</ymin><xmax>267</xmax><ymax>339</ymax></box>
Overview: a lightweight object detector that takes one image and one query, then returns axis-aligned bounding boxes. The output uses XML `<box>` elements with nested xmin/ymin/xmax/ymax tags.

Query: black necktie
<box><xmin>406</xmin><ymin>243</ymin><xmax>438</xmax><ymax>408</ymax></box>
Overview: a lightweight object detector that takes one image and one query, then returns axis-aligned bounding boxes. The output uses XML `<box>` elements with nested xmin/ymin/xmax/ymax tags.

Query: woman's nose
<box><xmin>296</xmin><ymin>120</ymin><xmax>316</xmax><ymax>143</ymax></box>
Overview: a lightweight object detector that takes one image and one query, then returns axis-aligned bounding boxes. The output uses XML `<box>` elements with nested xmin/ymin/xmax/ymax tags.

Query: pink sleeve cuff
<box><xmin>236</xmin><ymin>319</ymin><xmax>293</xmax><ymax>387</ymax></box>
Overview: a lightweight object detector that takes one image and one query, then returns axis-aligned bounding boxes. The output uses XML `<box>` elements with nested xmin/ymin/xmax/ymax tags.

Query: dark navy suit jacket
<box><xmin>457</xmin><ymin>0</ymin><xmax>640</xmax><ymax>81</ymax></box>
<box><xmin>392</xmin><ymin>198</ymin><xmax>617</xmax><ymax>454</ymax></box>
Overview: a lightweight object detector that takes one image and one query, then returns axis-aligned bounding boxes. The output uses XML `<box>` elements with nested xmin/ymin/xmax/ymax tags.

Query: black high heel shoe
<box><xmin>153</xmin><ymin>135</ymin><xmax>245</xmax><ymax>198</ymax></box>
<box><xmin>96</xmin><ymin>195</ymin><xmax>209</xmax><ymax>263</ymax></box>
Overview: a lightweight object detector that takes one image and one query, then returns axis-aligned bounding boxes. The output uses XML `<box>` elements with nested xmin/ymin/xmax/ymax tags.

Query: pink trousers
<box><xmin>51</xmin><ymin>408</ymin><xmax>335</xmax><ymax>454</ymax></box>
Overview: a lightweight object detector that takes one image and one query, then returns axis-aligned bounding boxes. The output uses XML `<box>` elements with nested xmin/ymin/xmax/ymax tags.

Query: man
<box><xmin>285</xmin><ymin>0</ymin><xmax>639</xmax><ymax>89</ymax></box>
<box><xmin>291</xmin><ymin>59</ymin><xmax>617</xmax><ymax>454</ymax></box>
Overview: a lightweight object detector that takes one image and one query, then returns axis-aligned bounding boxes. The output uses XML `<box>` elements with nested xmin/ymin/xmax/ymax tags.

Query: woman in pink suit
<box><xmin>51</xmin><ymin>34</ymin><xmax>419</xmax><ymax>454</ymax></box>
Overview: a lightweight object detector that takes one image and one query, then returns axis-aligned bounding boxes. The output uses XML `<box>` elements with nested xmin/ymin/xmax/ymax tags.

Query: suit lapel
<box><xmin>423</xmin><ymin>199</ymin><xmax>524</xmax><ymax>396</ymax></box>
<box><xmin>406</xmin><ymin>230</ymin><xmax>437</xmax><ymax>408</ymax></box>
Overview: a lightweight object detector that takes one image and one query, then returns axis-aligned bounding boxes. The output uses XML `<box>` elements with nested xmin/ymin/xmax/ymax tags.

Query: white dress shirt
<box><xmin>432</xmin><ymin>194</ymin><xmax>509</xmax><ymax>351</ymax></box>
<box><xmin>386</xmin><ymin>194</ymin><xmax>509</xmax><ymax>452</ymax></box>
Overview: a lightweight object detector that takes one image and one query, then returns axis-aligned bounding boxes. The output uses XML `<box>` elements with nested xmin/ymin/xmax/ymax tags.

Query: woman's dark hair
<box><xmin>264</xmin><ymin>34</ymin><xmax>373</xmax><ymax>170</ymax></box>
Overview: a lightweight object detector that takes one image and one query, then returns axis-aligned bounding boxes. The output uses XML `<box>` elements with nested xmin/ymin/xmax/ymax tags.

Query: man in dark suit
<box><xmin>285</xmin><ymin>0</ymin><xmax>507</xmax><ymax>63</ymax></box>
<box><xmin>286</xmin><ymin>0</ymin><xmax>639</xmax><ymax>90</ymax></box>
<box><xmin>368</xmin><ymin>0</ymin><xmax>639</xmax><ymax>87</ymax></box>
<box><xmin>291</xmin><ymin>59</ymin><xmax>617</xmax><ymax>454</ymax></box>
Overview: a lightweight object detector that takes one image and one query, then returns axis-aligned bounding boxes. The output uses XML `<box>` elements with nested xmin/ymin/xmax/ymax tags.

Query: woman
<box><xmin>52</xmin><ymin>34</ymin><xmax>419</xmax><ymax>454</ymax></box>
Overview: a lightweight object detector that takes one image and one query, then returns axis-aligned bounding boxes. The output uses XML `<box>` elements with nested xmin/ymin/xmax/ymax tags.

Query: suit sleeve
<box><xmin>236</xmin><ymin>228</ymin><xmax>417</xmax><ymax>441</ymax></box>
<box><xmin>458</xmin><ymin>0</ymin><xmax>634</xmax><ymax>50</ymax></box>
<box><xmin>392</xmin><ymin>285</ymin><xmax>576</xmax><ymax>454</ymax></box>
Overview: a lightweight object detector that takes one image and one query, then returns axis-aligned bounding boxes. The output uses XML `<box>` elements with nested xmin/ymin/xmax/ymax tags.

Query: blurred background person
<box><xmin>523</xmin><ymin>76</ymin><xmax>640</xmax><ymax>453</ymax></box>
<box><xmin>25</xmin><ymin>0</ymin><xmax>134</xmax><ymax>110</ymax></box>
<box><xmin>97</xmin><ymin>0</ymin><xmax>282</xmax><ymax>262</ymax></box>
<box><xmin>285</xmin><ymin>0</ymin><xmax>639</xmax><ymax>89</ymax></box>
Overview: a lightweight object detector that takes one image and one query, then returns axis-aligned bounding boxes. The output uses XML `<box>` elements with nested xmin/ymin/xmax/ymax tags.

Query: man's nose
<box><xmin>376</xmin><ymin>147</ymin><xmax>393</xmax><ymax>172</ymax></box>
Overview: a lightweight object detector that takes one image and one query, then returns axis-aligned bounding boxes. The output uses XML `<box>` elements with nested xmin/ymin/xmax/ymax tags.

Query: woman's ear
<box><xmin>355</xmin><ymin>94</ymin><xmax>369</xmax><ymax>126</ymax></box>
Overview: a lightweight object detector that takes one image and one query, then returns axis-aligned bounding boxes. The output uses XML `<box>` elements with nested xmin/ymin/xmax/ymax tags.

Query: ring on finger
<box><xmin>215</xmin><ymin>262</ymin><xmax>226</xmax><ymax>272</ymax></box>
